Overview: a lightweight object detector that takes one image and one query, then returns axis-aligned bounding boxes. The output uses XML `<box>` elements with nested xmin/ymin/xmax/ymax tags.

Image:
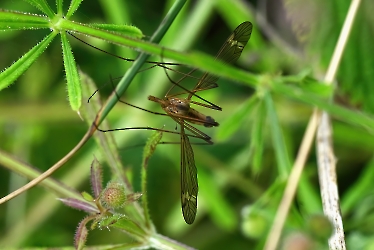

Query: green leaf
<box><xmin>56</xmin><ymin>0</ymin><xmax>63</xmax><ymax>14</ymax></box>
<box><xmin>339</xmin><ymin>3</ymin><xmax>374</xmax><ymax>112</ymax></box>
<box><xmin>249</xmin><ymin>99</ymin><xmax>266</xmax><ymax>174</ymax></box>
<box><xmin>22</xmin><ymin>0</ymin><xmax>55</xmax><ymax>18</ymax></box>
<box><xmin>81</xmin><ymin>191</ymin><xmax>94</xmax><ymax>202</ymax></box>
<box><xmin>342</xmin><ymin>157</ymin><xmax>374</xmax><ymax>212</ymax></box>
<box><xmin>272</xmin><ymin>81</ymin><xmax>374</xmax><ymax>134</ymax></box>
<box><xmin>141</xmin><ymin>130</ymin><xmax>163</xmax><ymax>228</ymax></box>
<box><xmin>264</xmin><ymin>92</ymin><xmax>291</xmax><ymax>177</ymax></box>
<box><xmin>58</xmin><ymin>198</ymin><xmax>99</xmax><ymax>213</ymax></box>
<box><xmin>281</xmin><ymin>72</ymin><xmax>333</xmax><ymax>98</ymax></box>
<box><xmin>142</xmin><ymin>131</ymin><xmax>163</xmax><ymax>165</ymax></box>
<box><xmin>142</xmin><ymin>131</ymin><xmax>164</xmax><ymax>174</ymax></box>
<box><xmin>75</xmin><ymin>216</ymin><xmax>91</xmax><ymax>250</ymax></box>
<box><xmin>199</xmin><ymin>169</ymin><xmax>238</xmax><ymax>230</ymax></box>
<box><xmin>110</xmin><ymin>215</ymin><xmax>147</xmax><ymax>241</ymax></box>
<box><xmin>90</xmin><ymin>157</ymin><xmax>103</xmax><ymax>199</ymax></box>
<box><xmin>60</xmin><ymin>31</ymin><xmax>82</xmax><ymax>111</ymax></box>
<box><xmin>216</xmin><ymin>95</ymin><xmax>258</xmax><ymax>141</ymax></box>
<box><xmin>0</xmin><ymin>32</ymin><xmax>57</xmax><ymax>91</ymax></box>
<box><xmin>0</xmin><ymin>9</ymin><xmax>50</xmax><ymax>30</ymax></box>
<box><xmin>66</xmin><ymin>0</ymin><xmax>84</xmax><ymax>18</ymax></box>
<box><xmin>297</xmin><ymin>171</ymin><xmax>323</xmax><ymax>214</ymax></box>
<box><xmin>88</xmin><ymin>23</ymin><xmax>144</xmax><ymax>39</ymax></box>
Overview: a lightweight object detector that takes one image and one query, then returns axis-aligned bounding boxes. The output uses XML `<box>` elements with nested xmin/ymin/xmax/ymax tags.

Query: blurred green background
<box><xmin>1</xmin><ymin>0</ymin><xmax>374</xmax><ymax>249</ymax></box>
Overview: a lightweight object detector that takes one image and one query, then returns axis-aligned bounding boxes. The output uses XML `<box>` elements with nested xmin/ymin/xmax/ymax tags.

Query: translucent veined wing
<box><xmin>180</xmin><ymin>124</ymin><xmax>198</xmax><ymax>224</ymax></box>
<box><xmin>188</xmin><ymin>21</ymin><xmax>253</xmax><ymax>98</ymax></box>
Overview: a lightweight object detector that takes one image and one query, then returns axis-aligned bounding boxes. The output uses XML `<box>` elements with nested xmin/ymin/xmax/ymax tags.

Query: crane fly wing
<box><xmin>180</xmin><ymin>125</ymin><xmax>198</xmax><ymax>224</ymax></box>
<box><xmin>188</xmin><ymin>21</ymin><xmax>253</xmax><ymax>98</ymax></box>
<box><xmin>216</xmin><ymin>21</ymin><xmax>253</xmax><ymax>64</ymax></box>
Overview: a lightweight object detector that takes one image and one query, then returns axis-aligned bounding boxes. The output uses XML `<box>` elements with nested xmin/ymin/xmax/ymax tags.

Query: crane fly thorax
<box><xmin>166</xmin><ymin>97</ymin><xmax>191</xmax><ymax>114</ymax></box>
<box><xmin>162</xmin><ymin>97</ymin><xmax>218</xmax><ymax>127</ymax></box>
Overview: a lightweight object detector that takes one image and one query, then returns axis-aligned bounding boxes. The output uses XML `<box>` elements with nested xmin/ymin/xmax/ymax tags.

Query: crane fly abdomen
<box><xmin>185</xmin><ymin>108</ymin><xmax>218</xmax><ymax>127</ymax></box>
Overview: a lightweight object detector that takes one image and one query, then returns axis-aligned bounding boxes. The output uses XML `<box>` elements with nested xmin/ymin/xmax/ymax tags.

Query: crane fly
<box><xmin>147</xmin><ymin>22</ymin><xmax>252</xmax><ymax>224</ymax></box>
<box><xmin>92</xmin><ymin>21</ymin><xmax>253</xmax><ymax>224</ymax></box>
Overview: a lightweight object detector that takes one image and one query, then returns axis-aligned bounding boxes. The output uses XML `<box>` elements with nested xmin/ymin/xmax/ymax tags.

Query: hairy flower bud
<box><xmin>100</xmin><ymin>182</ymin><xmax>127</xmax><ymax>209</ymax></box>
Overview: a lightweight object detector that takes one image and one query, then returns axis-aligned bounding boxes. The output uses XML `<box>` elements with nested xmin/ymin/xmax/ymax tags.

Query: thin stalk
<box><xmin>0</xmin><ymin>129</ymin><xmax>92</xmax><ymax>204</ymax></box>
<box><xmin>264</xmin><ymin>0</ymin><xmax>361</xmax><ymax>249</ymax></box>
<box><xmin>316</xmin><ymin>0</ymin><xmax>362</xmax><ymax>248</ymax></box>
<box><xmin>96</xmin><ymin>0</ymin><xmax>187</xmax><ymax>126</ymax></box>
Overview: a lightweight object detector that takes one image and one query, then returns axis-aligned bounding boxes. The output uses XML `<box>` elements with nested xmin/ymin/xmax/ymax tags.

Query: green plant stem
<box><xmin>0</xmin><ymin>149</ymin><xmax>84</xmax><ymax>201</ymax></box>
<box><xmin>272</xmin><ymin>81</ymin><xmax>374</xmax><ymax>132</ymax></box>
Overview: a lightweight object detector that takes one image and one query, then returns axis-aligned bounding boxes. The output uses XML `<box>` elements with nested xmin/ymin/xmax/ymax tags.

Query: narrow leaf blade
<box><xmin>0</xmin><ymin>9</ymin><xmax>50</xmax><ymax>30</ymax></box>
<box><xmin>66</xmin><ymin>0</ymin><xmax>84</xmax><ymax>18</ymax></box>
<box><xmin>216</xmin><ymin>95</ymin><xmax>258</xmax><ymax>141</ymax></box>
<box><xmin>0</xmin><ymin>32</ymin><xmax>57</xmax><ymax>90</ymax></box>
<box><xmin>88</xmin><ymin>23</ymin><xmax>144</xmax><ymax>39</ymax></box>
<box><xmin>75</xmin><ymin>216</ymin><xmax>91</xmax><ymax>250</ymax></box>
<box><xmin>200</xmin><ymin>169</ymin><xmax>237</xmax><ymax>230</ymax></box>
<box><xmin>22</xmin><ymin>0</ymin><xmax>55</xmax><ymax>18</ymax></box>
<box><xmin>61</xmin><ymin>31</ymin><xmax>82</xmax><ymax>111</ymax></box>
<box><xmin>249</xmin><ymin>100</ymin><xmax>266</xmax><ymax>174</ymax></box>
<box><xmin>58</xmin><ymin>198</ymin><xmax>99</xmax><ymax>214</ymax></box>
<box><xmin>90</xmin><ymin>157</ymin><xmax>103</xmax><ymax>198</ymax></box>
<box><xmin>264</xmin><ymin>92</ymin><xmax>291</xmax><ymax>177</ymax></box>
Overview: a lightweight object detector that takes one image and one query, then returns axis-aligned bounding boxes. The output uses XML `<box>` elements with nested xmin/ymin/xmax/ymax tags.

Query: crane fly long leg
<box><xmin>180</xmin><ymin>125</ymin><xmax>198</xmax><ymax>224</ymax></box>
<box><xmin>170</xmin><ymin>116</ymin><xmax>213</xmax><ymax>143</ymax></box>
<box><xmin>182</xmin><ymin>121</ymin><xmax>213</xmax><ymax>143</ymax></box>
<box><xmin>93</xmin><ymin>124</ymin><xmax>207</xmax><ymax>140</ymax></box>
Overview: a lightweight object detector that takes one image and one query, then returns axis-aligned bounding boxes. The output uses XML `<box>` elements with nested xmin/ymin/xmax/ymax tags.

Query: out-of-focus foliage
<box><xmin>285</xmin><ymin>0</ymin><xmax>374</xmax><ymax>112</ymax></box>
<box><xmin>1</xmin><ymin>0</ymin><xmax>374</xmax><ymax>249</ymax></box>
